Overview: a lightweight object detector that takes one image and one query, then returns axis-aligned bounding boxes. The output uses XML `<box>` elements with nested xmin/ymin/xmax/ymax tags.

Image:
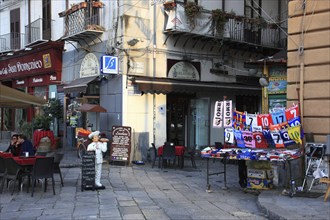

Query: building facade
<box><xmin>287</xmin><ymin>0</ymin><xmax>330</xmax><ymax>143</ymax></box>
<box><xmin>0</xmin><ymin>0</ymin><xmax>288</xmax><ymax>161</ymax></box>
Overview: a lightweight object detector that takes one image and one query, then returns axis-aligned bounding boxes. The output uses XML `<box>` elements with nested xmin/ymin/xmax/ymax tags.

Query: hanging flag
<box><xmin>213</xmin><ymin>101</ymin><xmax>223</xmax><ymax>128</ymax></box>
<box><xmin>223</xmin><ymin>100</ymin><xmax>233</xmax><ymax>128</ymax></box>
<box><xmin>224</xmin><ymin>128</ymin><xmax>234</xmax><ymax>144</ymax></box>
<box><xmin>288</xmin><ymin>125</ymin><xmax>302</xmax><ymax>144</ymax></box>
<box><xmin>262</xmin><ymin>129</ymin><xmax>276</xmax><ymax>148</ymax></box>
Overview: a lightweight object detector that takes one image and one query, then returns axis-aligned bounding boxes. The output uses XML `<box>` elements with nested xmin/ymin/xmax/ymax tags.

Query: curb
<box><xmin>257</xmin><ymin>193</ymin><xmax>286</xmax><ymax>220</ymax></box>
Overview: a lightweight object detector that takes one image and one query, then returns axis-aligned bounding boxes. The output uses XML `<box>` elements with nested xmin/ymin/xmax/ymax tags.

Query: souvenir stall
<box><xmin>202</xmin><ymin>100</ymin><xmax>305</xmax><ymax>196</ymax></box>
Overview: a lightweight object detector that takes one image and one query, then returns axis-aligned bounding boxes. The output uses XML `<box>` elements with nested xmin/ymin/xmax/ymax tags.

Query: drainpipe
<box><xmin>152</xmin><ymin>3</ymin><xmax>156</xmax><ymax>145</ymax></box>
<box><xmin>299</xmin><ymin>62</ymin><xmax>304</xmax><ymax>126</ymax></box>
<box><xmin>222</xmin><ymin>0</ymin><xmax>225</xmax><ymax>10</ymax></box>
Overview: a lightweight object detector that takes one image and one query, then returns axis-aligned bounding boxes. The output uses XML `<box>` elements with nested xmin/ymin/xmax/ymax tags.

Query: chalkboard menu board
<box><xmin>81</xmin><ymin>151</ymin><xmax>95</xmax><ymax>191</ymax></box>
<box><xmin>110</xmin><ymin>126</ymin><xmax>131</xmax><ymax>164</ymax></box>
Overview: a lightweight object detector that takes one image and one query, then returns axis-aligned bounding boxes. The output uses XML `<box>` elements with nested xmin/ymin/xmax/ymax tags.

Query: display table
<box><xmin>201</xmin><ymin>147</ymin><xmax>303</xmax><ymax>193</ymax></box>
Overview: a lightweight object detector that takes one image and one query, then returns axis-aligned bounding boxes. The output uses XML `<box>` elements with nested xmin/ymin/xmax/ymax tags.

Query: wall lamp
<box><xmin>127</xmin><ymin>38</ymin><xmax>139</xmax><ymax>46</ymax></box>
<box><xmin>7</xmin><ymin>52</ymin><xmax>14</xmax><ymax>56</ymax></box>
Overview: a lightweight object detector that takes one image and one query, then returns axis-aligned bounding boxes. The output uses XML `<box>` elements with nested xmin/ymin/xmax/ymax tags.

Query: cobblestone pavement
<box><xmin>1</xmin><ymin>146</ymin><xmax>329</xmax><ymax>220</ymax></box>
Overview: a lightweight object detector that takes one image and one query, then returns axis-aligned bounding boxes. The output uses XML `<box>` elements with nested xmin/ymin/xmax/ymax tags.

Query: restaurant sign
<box><xmin>0</xmin><ymin>46</ymin><xmax>63</xmax><ymax>80</ymax></box>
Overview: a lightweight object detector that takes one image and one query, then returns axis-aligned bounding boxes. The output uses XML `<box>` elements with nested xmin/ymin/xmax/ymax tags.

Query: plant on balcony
<box><xmin>211</xmin><ymin>9</ymin><xmax>228</xmax><ymax>34</ymax></box>
<box><xmin>163</xmin><ymin>1</ymin><xmax>176</xmax><ymax>11</ymax></box>
<box><xmin>92</xmin><ymin>1</ymin><xmax>104</xmax><ymax>8</ymax></box>
<box><xmin>184</xmin><ymin>2</ymin><xmax>203</xmax><ymax>28</ymax></box>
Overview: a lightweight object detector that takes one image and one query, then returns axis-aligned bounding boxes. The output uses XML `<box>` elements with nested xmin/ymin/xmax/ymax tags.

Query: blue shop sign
<box><xmin>101</xmin><ymin>56</ymin><xmax>118</xmax><ymax>74</ymax></box>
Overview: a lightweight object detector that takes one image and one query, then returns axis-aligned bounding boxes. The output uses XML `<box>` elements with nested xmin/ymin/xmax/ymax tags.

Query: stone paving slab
<box><xmin>1</xmin><ymin>146</ymin><xmax>329</xmax><ymax>219</ymax></box>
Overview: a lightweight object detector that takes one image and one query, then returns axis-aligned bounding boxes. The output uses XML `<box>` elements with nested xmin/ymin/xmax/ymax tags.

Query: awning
<box><xmin>76</xmin><ymin>104</ymin><xmax>107</xmax><ymax>112</ymax></box>
<box><xmin>130</xmin><ymin>75</ymin><xmax>261</xmax><ymax>94</ymax></box>
<box><xmin>63</xmin><ymin>76</ymin><xmax>97</xmax><ymax>93</ymax></box>
<box><xmin>0</xmin><ymin>84</ymin><xmax>47</xmax><ymax>108</ymax></box>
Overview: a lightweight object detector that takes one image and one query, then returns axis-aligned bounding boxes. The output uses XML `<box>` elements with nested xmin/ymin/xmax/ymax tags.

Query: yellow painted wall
<box><xmin>287</xmin><ymin>0</ymin><xmax>330</xmax><ymax>142</ymax></box>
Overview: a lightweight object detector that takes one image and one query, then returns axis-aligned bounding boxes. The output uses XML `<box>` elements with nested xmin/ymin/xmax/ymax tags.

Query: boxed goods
<box><xmin>247</xmin><ymin>178</ymin><xmax>273</xmax><ymax>189</ymax></box>
<box><xmin>247</xmin><ymin>168</ymin><xmax>274</xmax><ymax>179</ymax></box>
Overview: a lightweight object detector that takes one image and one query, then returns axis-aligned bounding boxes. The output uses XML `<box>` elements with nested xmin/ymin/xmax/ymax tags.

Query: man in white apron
<box><xmin>87</xmin><ymin>131</ymin><xmax>108</xmax><ymax>189</ymax></box>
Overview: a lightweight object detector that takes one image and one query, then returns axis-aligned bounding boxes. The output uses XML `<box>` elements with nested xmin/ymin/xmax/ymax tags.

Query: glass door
<box><xmin>188</xmin><ymin>98</ymin><xmax>210</xmax><ymax>150</ymax></box>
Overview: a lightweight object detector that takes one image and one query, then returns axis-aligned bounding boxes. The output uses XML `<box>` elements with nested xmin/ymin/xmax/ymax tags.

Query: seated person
<box><xmin>17</xmin><ymin>134</ymin><xmax>35</xmax><ymax>156</ymax></box>
<box><xmin>5</xmin><ymin>134</ymin><xmax>20</xmax><ymax>156</ymax></box>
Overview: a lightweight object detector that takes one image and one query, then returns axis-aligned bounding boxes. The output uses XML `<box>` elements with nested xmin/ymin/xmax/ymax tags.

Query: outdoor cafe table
<box><xmin>0</xmin><ymin>152</ymin><xmax>13</xmax><ymax>158</ymax></box>
<box><xmin>157</xmin><ymin>145</ymin><xmax>185</xmax><ymax>168</ymax></box>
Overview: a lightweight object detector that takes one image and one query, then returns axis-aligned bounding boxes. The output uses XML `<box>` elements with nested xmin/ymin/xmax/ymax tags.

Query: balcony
<box><xmin>59</xmin><ymin>1</ymin><xmax>105</xmax><ymax>45</ymax></box>
<box><xmin>0</xmin><ymin>33</ymin><xmax>25</xmax><ymax>53</ymax></box>
<box><xmin>25</xmin><ymin>18</ymin><xmax>52</xmax><ymax>46</ymax></box>
<box><xmin>163</xmin><ymin>3</ymin><xmax>285</xmax><ymax>53</ymax></box>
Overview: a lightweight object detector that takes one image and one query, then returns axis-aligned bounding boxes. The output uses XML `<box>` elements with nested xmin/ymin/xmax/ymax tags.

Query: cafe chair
<box><xmin>184</xmin><ymin>146</ymin><xmax>197</xmax><ymax>169</ymax></box>
<box><xmin>4</xmin><ymin>158</ymin><xmax>30</xmax><ymax>195</ymax></box>
<box><xmin>0</xmin><ymin>157</ymin><xmax>6</xmax><ymax>193</ymax></box>
<box><xmin>161</xmin><ymin>142</ymin><xmax>176</xmax><ymax>169</ymax></box>
<box><xmin>150</xmin><ymin>143</ymin><xmax>160</xmax><ymax>168</ymax></box>
<box><xmin>53</xmin><ymin>153</ymin><xmax>64</xmax><ymax>186</ymax></box>
<box><xmin>30</xmin><ymin>157</ymin><xmax>55</xmax><ymax>197</ymax></box>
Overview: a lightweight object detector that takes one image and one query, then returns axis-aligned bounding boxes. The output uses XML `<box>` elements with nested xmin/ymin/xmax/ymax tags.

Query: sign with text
<box><xmin>110</xmin><ymin>126</ymin><xmax>131</xmax><ymax>163</ymax></box>
<box><xmin>101</xmin><ymin>56</ymin><xmax>118</xmax><ymax>74</ymax></box>
<box><xmin>81</xmin><ymin>151</ymin><xmax>95</xmax><ymax>191</ymax></box>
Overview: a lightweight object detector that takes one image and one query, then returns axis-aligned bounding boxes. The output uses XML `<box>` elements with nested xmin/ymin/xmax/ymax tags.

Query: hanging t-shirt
<box><xmin>285</xmin><ymin>105</ymin><xmax>299</xmax><ymax>121</ymax></box>
<box><xmin>233</xmin><ymin>110</ymin><xmax>246</xmax><ymax>130</ymax></box>
<box><xmin>245</xmin><ymin>113</ymin><xmax>258</xmax><ymax>131</ymax></box>
<box><xmin>270</xmin><ymin>130</ymin><xmax>284</xmax><ymax>148</ymax></box>
<box><xmin>288</xmin><ymin>116</ymin><xmax>304</xmax><ymax>139</ymax></box>
<box><xmin>234</xmin><ymin>129</ymin><xmax>245</xmax><ymax>148</ymax></box>
<box><xmin>224</xmin><ymin>128</ymin><xmax>234</xmax><ymax>144</ymax></box>
<box><xmin>257</xmin><ymin>114</ymin><xmax>273</xmax><ymax>129</ymax></box>
<box><xmin>262</xmin><ymin>129</ymin><xmax>275</xmax><ymax>148</ymax></box>
<box><xmin>242</xmin><ymin>130</ymin><xmax>255</xmax><ymax>148</ymax></box>
<box><xmin>253</xmin><ymin>132</ymin><xmax>268</xmax><ymax>149</ymax></box>
<box><xmin>280</xmin><ymin>128</ymin><xmax>296</xmax><ymax>147</ymax></box>
<box><xmin>271</xmin><ymin>109</ymin><xmax>287</xmax><ymax>125</ymax></box>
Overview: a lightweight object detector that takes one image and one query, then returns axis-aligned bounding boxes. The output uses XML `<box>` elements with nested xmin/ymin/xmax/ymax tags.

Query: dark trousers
<box><xmin>238</xmin><ymin>160</ymin><xmax>247</xmax><ymax>187</ymax></box>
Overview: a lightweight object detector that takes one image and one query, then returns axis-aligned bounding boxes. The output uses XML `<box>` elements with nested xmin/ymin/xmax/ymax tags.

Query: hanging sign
<box><xmin>213</xmin><ymin>101</ymin><xmax>223</xmax><ymax>128</ymax></box>
<box><xmin>223</xmin><ymin>100</ymin><xmax>232</xmax><ymax>128</ymax></box>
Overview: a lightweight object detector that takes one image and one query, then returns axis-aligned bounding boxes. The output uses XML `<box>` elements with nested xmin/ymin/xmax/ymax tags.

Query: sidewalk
<box><xmin>1</xmin><ymin>144</ymin><xmax>329</xmax><ymax>219</ymax></box>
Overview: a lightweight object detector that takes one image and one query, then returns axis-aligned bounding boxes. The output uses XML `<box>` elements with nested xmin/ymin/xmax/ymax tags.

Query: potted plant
<box><xmin>33</xmin><ymin>115</ymin><xmax>52</xmax><ymax>131</ymax></box>
<box><xmin>184</xmin><ymin>2</ymin><xmax>203</xmax><ymax>28</ymax></box>
<box><xmin>211</xmin><ymin>9</ymin><xmax>228</xmax><ymax>35</ymax></box>
<box><xmin>92</xmin><ymin>1</ymin><xmax>104</xmax><ymax>8</ymax></box>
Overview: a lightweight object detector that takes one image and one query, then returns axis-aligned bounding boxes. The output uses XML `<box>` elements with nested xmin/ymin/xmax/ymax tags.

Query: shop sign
<box><xmin>28</xmin><ymin>75</ymin><xmax>46</xmax><ymax>86</ymax></box>
<box><xmin>80</xmin><ymin>53</ymin><xmax>100</xmax><ymax>78</ymax></box>
<box><xmin>0</xmin><ymin>44</ymin><xmax>63</xmax><ymax>80</ymax></box>
<box><xmin>13</xmin><ymin>79</ymin><xmax>27</xmax><ymax>87</ymax></box>
<box><xmin>168</xmin><ymin>61</ymin><xmax>200</xmax><ymax>80</ymax></box>
<box><xmin>101</xmin><ymin>55</ymin><xmax>118</xmax><ymax>74</ymax></box>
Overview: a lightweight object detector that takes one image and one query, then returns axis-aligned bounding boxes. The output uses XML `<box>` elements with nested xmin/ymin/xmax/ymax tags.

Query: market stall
<box><xmin>205</xmin><ymin>100</ymin><xmax>306</xmax><ymax>196</ymax></box>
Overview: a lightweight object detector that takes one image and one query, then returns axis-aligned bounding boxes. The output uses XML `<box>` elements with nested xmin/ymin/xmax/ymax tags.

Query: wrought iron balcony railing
<box><xmin>0</xmin><ymin>32</ymin><xmax>25</xmax><ymax>52</ymax></box>
<box><xmin>59</xmin><ymin>1</ymin><xmax>105</xmax><ymax>41</ymax></box>
<box><xmin>25</xmin><ymin>18</ymin><xmax>53</xmax><ymax>46</ymax></box>
<box><xmin>164</xmin><ymin>4</ymin><xmax>286</xmax><ymax>49</ymax></box>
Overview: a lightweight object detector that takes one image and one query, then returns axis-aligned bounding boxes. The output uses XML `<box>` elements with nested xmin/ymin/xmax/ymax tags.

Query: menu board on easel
<box><xmin>110</xmin><ymin>126</ymin><xmax>131</xmax><ymax>164</ymax></box>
